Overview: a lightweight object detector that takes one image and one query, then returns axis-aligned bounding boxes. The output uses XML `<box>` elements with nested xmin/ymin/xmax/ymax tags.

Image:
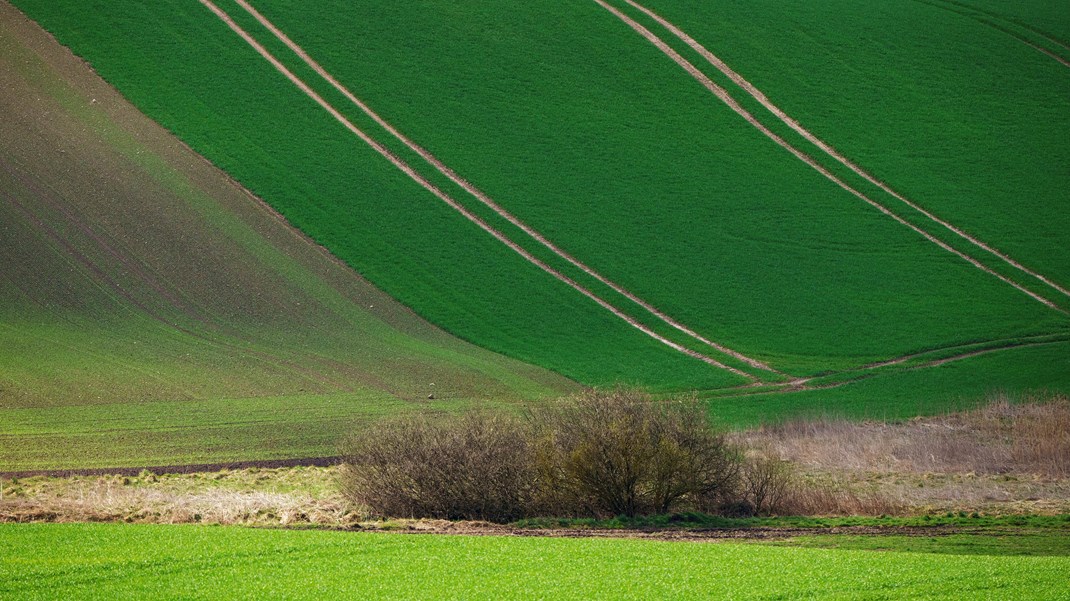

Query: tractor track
<box><xmin>623</xmin><ymin>0</ymin><xmax>1070</xmax><ymax>302</ymax></box>
<box><xmin>227</xmin><ymin>0</ymin><xmax>778</xmax><ymax>376</ymax></box>
<box><xmin>596</xmin><ymin>0</ymin><xmax>1064</xmax><ymax>312</ymax></box>
<box><xmin>198</xmin><ymin>0</ymin><xmax>756</xmax><ymax>379</ymax></box>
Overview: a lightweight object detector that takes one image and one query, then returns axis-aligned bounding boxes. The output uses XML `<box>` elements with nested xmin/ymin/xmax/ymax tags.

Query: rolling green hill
<box><xmin>3</xmin><ymin>0</ymin><xmax>1069</xmax><ymax>468</ymax></box>
<box><xmin>0</xmin><ymin>2</ymin><xmax>575</xmax><ymax>470</ymax></box>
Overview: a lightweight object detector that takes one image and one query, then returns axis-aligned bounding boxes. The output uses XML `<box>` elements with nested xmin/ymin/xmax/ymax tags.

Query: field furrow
<box><xmin>199</xmin><ymin>0</ymin><xmax>755</xmax><ymax>379</ymax></box>
<box><xmin>922</xmin><ymin>0</ymin><xmax>1070</xmax><ymax>69</ymax></box>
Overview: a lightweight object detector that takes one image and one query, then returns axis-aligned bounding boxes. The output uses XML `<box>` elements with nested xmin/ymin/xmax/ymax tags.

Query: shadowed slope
<box><xmin>0</xmin><ymin>3</ymin><xmax>575</xmax><ymax>470</ymax></box>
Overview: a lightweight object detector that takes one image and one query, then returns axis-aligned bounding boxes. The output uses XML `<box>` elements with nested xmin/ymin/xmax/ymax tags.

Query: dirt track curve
<box><xmin>594</xmin><ymin>0</ymin><xmax>1063</xmax><ymax>312</ymax></box>
<box><xmin>625</xmin><ymin>0</ymin><xmax>1070</xmax><ymax>300</ymax></box>
<box><xmin>197</xmin><ymin>0</ymin><xmax>757</xmax><ymax>379</ymax></box>
<box><xmin>920</xmin><ymin>0</ymin><xmax>1070</xmax><ymax>70</ymax></box>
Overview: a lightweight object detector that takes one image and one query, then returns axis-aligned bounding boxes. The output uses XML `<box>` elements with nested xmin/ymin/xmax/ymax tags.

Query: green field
<box><xmin>1</xmin><ymin>524</ymin><xmax>1068</xmax><ymax>599</ymax></box>
<box><xmin>0</xmin><ymin>3</ymin><xmax>574</xmax><ymax>471</ymax></box>
<box><xmin>11</xmin><ymin>0</ymin><xmax>1068</xmax><ymax>382</ymax></box>
<box><xmin>775</xmin><ymin>533</ymin><xmax>1070</xmax><ymax>557</ymax></box>
<box><xmin>3</xmin><ymin>0</ymin><xmax>1069</xmax><ymax>470</ymax></box>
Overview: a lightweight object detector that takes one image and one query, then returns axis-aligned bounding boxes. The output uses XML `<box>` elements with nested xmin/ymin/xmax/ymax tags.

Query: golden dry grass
<box><xmin>737</xmin><ymin>394</ymin><xmax>1070</xmax><ymax>515</ymax></box>
<box><xmin>4</xmin><ymin>396</ymin><xmax>1068</xmax><ymax>523</ymax></box>
<box><xmin>0</xmin><ymin>467</ymin><xmax>351</xmax><ymax>526</ymax></box>
<box><xmin>746</xmin><ymin>394</ymin><xmax>1070</xmax><ymax>476</ymax></box>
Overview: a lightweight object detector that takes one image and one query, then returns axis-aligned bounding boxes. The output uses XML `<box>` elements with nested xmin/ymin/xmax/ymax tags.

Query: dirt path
<box><xmin>0</xmin><ymin>456</ymin><xmax>344</xmax><ymax>479</ymax></box>
<box><xmin>226</xmin><ymin>0</ymin><xmax>778</xmax><ymax>377</ymax></box>
<box><xmin>596</xmin><ymin>0</ymin><xmax>1063</xmax><ymax>312</ymax></box>
<box><xmin>711</xmin><ymin>336</ymin><xmax>1069</xmax><ymax>399</ymax></box>
<box><xmin>859</xmin><ymin>332</ymin><xmax>1068</xmax><ymax>370</ymax></box>
<box><xmin>340</xmin><ymin>521</ymin><xmax>972</xmax><ymax>543</ymax></box>
<box><xmin>197</xmin><ymin>0</ymin><xmax>756</xmax><ymax>379</ymax></box>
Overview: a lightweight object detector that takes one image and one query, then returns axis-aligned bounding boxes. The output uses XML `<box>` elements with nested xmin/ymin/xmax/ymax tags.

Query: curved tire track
<box><xmin>595</xmin><ymin>0</ymin><xmax>1062</xmax><ymax>312</ymax></box>
<box><xmin>623</xmin><ymin>0</ymin><xmax>1070</xmax><ymax>302</ymax></box>
<box><xmin>197</xmin><ymin>0</ymin><xmax>755</xmax><ymax>379</ymax></box>
<box><xmin>228</xmin><ymin>0</ymin><xmax>779</xmax><ymax>376</ymax></box>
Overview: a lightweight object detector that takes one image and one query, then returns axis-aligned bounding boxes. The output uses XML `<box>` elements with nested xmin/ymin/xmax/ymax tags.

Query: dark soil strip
<box><xmin>0</xmin><ymin>456</ymin><xmax>343</xmax><ymax>479</ymax></box>
<box><xmin>319</xmin><ymin>523</ymin><xmax>975</xmax><ymax>542</ymax></box>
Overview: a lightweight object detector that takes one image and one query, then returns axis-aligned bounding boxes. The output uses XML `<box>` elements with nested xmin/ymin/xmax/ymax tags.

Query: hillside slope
<box><xmin>0</xmin><ymin>3</ymin><xmax>575</xmax><ymax>470</ymax></box>
<box><xmin>5</xmin><ymin>0</ymin><xmax>1070</xmax><ymax>439</ymax></box>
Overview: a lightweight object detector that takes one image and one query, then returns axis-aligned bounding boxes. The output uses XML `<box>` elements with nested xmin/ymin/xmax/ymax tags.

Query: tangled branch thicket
<box><xmin>340</xmin><ymin>389</ymin><xmax>771</xmax><ymax>522</ymax></box>
<box><xmin>339</xmin><ymin>412</ymin><xmax>535</xmax><ymax>522</ymax></box>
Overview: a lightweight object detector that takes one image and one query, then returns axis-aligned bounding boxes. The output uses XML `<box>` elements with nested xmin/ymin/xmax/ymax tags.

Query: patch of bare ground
<box><xmin>0</xmin><ymin>466</ymin><xmax>353</xmax><ymax>527</ymax></box>
<box><xmin>736</xmin><ymin>394</ymin><xmax>1070</xmax><ymax>514</ymax></box>
<box><xmin>340</xmin><ymin>521</ymin><xmax>972</xmax><ymax>542</ymax></box>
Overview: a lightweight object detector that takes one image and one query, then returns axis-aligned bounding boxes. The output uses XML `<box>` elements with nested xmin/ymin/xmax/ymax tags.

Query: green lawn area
<box><xmin>2</xmin><ymin>524</ymin><xmax>1069</xmax><ymax>599</ymax></box>
<box><xmin>773</xmin><ymin>533</ymin><xmax>1070</xmax><ymax>557</ymax></box>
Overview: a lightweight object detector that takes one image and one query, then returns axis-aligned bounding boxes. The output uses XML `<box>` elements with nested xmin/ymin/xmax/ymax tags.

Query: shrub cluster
<box><xmin>340</xmin><ymin>389</ymin><xmax>793</xmax><ymax>522</ymax></box>
<box><xmin>339</xmin><ymin>412</ymin><xmax>534</xmax><ymax>521</ymax></box>
<box><xmin>527</xmin><ymin>391</ymin><xmax>740</xmax><ymax>517</ymax></box>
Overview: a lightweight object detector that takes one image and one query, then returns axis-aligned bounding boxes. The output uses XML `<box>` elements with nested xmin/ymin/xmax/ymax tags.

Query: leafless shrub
<box><xmin>741</xmin><ymin>455</ymin><xmax>792</xmax><ymax>515</ymax></box>
<box><xmin>339</xmin><ymin>412</ymin><xmax>533</xmax><ymax>522</ymax></box>
<box><xmin>528</xmin><ymin>389</ymin><xmax>741</xmax><ymax>517</ymax></box>
<box><xmin>340</xmin><ymin>389</ymin><xmax>743</xmax><ymax>520</ymax></box>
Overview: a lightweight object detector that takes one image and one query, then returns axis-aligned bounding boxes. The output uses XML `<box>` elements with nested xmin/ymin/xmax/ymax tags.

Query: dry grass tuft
<box><xmin>0</xmin><ymin>467</ymin><xmax>353</xmax><ymax>526</ymax></box>
<box><xmin>732</xmin><ymin>394</ymin><xmax>1070</xmax><ymax>515</ymax></box>
<box><xmin>777</xmin><ymin>481</ymin><xmax>901</xmax><ymax>516</ymax></box>
<box><xmin>740</xmin><ymin>394</ymin><xmax>1070</xmax><ymax>477</ymax></box>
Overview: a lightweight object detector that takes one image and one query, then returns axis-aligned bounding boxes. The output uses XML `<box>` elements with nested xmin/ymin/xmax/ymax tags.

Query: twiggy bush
<box><xmin>340</xmin><ymin>389</ymin><xmax>747</xmax><ymax>520</ymax></box>
<box><xmin>339</xmin><ymin>412</ymin><xmax>533</xmax><ymax>522</ymax></box>
<box><xmin>528</xmin><ymin>389</ymin><xmax>741</xmax><ymax>517</ymax></box>
<box><xmin>742</xmin><ymin>455</ymin><xmax>792</xmax><ymax>515</ymax></box>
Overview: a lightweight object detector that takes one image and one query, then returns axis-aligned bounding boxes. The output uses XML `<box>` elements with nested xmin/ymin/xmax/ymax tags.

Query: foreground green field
<box><xmin>1</xmin><ymin>524</ymin><xmax>1068</xmax><ymax>600</ymax></box>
